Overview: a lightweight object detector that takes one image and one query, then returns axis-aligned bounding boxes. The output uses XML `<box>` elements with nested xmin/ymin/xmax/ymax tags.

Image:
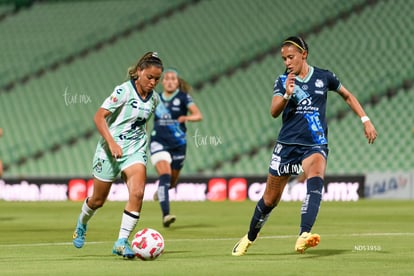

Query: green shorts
<box><xmin>92</xmin><ymin>150</ymin><xmax>147</xmax><ymax>182</ymax></box>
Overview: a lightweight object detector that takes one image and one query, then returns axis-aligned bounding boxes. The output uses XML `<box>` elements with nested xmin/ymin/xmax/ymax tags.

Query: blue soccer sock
<box><xmin>158</xmin><ymin>174</ymin><xmax>171</xmax><ymax>217</ymax></box>
<box><xmin>299</xmin><ymin>176</ymin><xmax>323</xmax><ymax>235</ymax></box>
<box><xmin>247</xmin><ymin>198</ymin><xmax>275</xmax><ymax>241</ymax></box>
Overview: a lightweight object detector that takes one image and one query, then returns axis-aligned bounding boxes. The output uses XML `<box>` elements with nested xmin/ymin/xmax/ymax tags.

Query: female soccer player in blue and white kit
<box><xmin>150</xmin><ymin>68</ymin><xmax>202</xmax><ymax>227</ymax></box>
<box><xmin>232</xmin><ymin>36</ymin><xmax>377</xmax><ymax>256</ymax></box>
<box><xmin>72</xmin><ymin>52</ymin><xmax>163</xmax><ymax>259</ymax></box>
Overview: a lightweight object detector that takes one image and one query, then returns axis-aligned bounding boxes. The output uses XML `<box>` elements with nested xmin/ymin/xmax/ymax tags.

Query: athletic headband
<box><xmin>283</xmin><ymin>40</ymin><xmax>306</xmax><ymax>52</ymax></box>
<box><xmin>164</xmin><ymin>68</ymin><xmax>179</xmax><ymax>76</ymax></box>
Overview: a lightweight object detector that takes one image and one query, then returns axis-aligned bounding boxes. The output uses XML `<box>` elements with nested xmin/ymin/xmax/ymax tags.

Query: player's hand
<box><xmin>177</xmin><ymin>116</ymin><xmax>187</xmax><ymax>123</ymax></box>
<box><xmin>285</xmin><ymin>72</ymin><xmax>296</xmax><ymax>96</ymax></box>
<box><xmin>109</xmin><ymin>142</ymin><xmax>123</xmax><ymax>159</ymax></box>
<box><xmin>363</xmin><ymin>121</ymin><xmax>377</xmax><ymax>144</ymax></box>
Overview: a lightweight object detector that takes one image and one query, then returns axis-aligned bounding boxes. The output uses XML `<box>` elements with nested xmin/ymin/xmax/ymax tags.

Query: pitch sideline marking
<box><xmin>1</xmin><ymin>232</ymin><xmax>413</xmax><ymax>248</ymax></box>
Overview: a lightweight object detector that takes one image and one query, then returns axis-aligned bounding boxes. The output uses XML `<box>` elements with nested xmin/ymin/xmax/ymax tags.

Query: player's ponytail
<box><xmin>178</xmin><ymin>77</ymin><xmax>192</xmax><ymax>93</ymax></box>
<box><xmin>127</xmin><ymin>52</ymin><xmax>164</xmax><ymax>80</ymax></box>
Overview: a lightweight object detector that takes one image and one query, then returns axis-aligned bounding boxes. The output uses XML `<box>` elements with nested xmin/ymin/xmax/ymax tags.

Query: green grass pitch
<box><xmin>0</xmin><ymin>199</ymin><xmax>413</xmax><ymax>275</ymax></box>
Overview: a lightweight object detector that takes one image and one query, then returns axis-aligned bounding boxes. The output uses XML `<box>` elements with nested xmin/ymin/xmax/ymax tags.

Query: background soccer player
<box><xmin>72</xmin><ymin>52</ymin><xmax>163</xmax><ymax>259</ymax></box>
<box><xmin>232</xmin><ymin>36</ymin><xmax>377</xmax><ymax>256</ymax></box>
<box><xmin>150</xmin><ymin>68</ymin><xmax>202</xmax><ymax>227</ymax></box>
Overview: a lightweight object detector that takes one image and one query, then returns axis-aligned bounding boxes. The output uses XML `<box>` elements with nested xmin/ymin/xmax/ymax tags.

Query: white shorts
<box><xmin>92</xmin><ymin>150</ymin><xmax>147</xmax><ymax>182</ymax></box>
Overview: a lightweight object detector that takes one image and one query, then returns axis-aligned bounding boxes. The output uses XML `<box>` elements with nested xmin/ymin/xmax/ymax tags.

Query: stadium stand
<box><xmin>0</xmin><ymin>3</ymin><xmax>14</xmax><ymax>17</ymax></box>
<box><xmin>1</xmin><ymin>0</ymin><xmax>412</xmax><ymax>177</ymax></box>
<box><xmin>329</xmin><ymin>84</ymin><xmax>413</xmax><ymax>173</ymax></box>
<box><xmin>0</xmin><ymin>0</ymin><xmax>192</xmax><ymax>90</ymax></box>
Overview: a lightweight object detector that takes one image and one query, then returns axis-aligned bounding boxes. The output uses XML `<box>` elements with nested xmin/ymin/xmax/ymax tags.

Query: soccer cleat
<box><xmin>72</xmin><ymin>219</ymin><xmax>87</xmax><ymax>248</ymax></box>
<box><xmin>232</xmin><ymin>234</ymin><xmax>253</xmax><ymax>256</ymax></box>
<box><xmin>163</xmin><ymin>214</ymin><xmax>176</xmax><ymax>228</ymax></box>
<box><xmin>112</xmin><ymin>238</ymin><xmax>135</xmax><ymax>259</ymax></box>
<box><xmin>295</xmin><ymin>232</ymin><xmax>320</xmax><ymax>253</ymax></box>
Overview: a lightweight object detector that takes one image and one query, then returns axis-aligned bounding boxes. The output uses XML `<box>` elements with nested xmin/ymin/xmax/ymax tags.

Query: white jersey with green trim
<box><xmin>95</xmin><ymin>80</ymin><xmax>159</xmax><ymax>158</ymax></box>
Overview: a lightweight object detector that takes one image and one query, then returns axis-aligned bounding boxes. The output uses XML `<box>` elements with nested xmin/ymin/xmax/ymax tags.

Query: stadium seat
<box><xmin>0</xmin><ymin>0</ymin><xmax>189</xmax><ymax>88</ymax></box>
<box><xmin>1</xmin><ymin>0</ymin><xmax>413</xmax><ymax>177</ymax></box>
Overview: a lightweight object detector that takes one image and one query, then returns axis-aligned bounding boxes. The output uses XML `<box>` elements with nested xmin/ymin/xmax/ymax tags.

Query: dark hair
<box><xmin>128</xmin><ymin>51</ymin><xmax>164</xmax><ymax>80</ymax></box>
<box><xmin>282</xmin><ymin>36</ymin><xmax>309</xmax><ymax>54</ymax></box>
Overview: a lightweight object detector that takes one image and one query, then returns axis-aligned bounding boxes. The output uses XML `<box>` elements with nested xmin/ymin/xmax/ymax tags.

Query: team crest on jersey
<box><xmin>93</xmin><ymin>160</ymin><xmax>103</xmax><ymax>173</ymax></box>
<box><xmin>315</xmin><ymin>79</ymin><xmax>324</xmax><ymax>88</ymax></box>
<box><xmin>173</xmin><ymin>98</ymin><xmax>181</xmax><ymax>106</ymax></box>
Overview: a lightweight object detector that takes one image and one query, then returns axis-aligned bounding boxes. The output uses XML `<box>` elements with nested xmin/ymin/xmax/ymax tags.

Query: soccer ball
<box><xmin>131</xmin><ymin>228</ymin><xmax>165</xmax><ymax>260</ymax></box>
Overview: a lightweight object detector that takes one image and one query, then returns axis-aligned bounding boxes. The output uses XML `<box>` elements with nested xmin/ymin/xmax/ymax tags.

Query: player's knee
<box><xmin>88</xmin><ymin>197</ymin><xmax>106</xmax><ymax>209</ymax></box>
<box><xmin>130</xmin><ymin>188</ymin><xmax>145</xmax><ymax>202</ymax></box>
<box><xmin>262</xmin><ymin>195</ymin><xmax>278</xmax><ymax>207</ymax></box>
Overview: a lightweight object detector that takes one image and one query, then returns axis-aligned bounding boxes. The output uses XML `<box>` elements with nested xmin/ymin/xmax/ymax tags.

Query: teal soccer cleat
<box><xmin>72</xmin><ymin>220</ymin><xmax>87</xmax><ymax>248</ymax></box>
<box><xmin>112</xmin><ymin>238</ymin><xmax>135</xmax><ymax>259</ymax></box>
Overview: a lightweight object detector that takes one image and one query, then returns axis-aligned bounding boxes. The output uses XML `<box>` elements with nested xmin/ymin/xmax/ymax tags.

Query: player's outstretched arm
<box><xmin>337</xmin><ymin>86</ymin><xmax>377</xmax><ymax>144</ymax></box>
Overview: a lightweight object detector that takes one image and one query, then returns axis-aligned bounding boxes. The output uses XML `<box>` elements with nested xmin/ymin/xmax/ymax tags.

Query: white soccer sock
<box><xmin>118</xmin><ymin>210</ymin><xmax>140</xmax><ymax>240</ymax></box>
<box><xmin>78</xmin><ymin>198</ymin><xmax>96</xmax><ymax>225</ymax></box>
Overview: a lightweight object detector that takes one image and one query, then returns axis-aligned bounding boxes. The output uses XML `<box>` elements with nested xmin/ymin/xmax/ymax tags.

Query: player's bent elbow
<box><xmin>271</xmin><ymin>109</ymin><xmax>282</xmax><ymax>118</ymax></box>
<box><xmin>270</xmin><ymin>99</ymin><xmax>284</xmax><ymax>118</ymax></box>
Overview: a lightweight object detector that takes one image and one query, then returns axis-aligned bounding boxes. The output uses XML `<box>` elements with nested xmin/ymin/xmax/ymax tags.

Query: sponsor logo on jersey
<box><xmin>131</xmin><ymin>100</ymin><xmax>138</xmax><ymax>108</ymax></box>
<box><xmin>300</xmin><ymin>98</ymin><xmax>312</xmax><ymax>106</ymax></box>
<box><xmin>275</xmin><ymin>143</ymin><xmax>283</xmax><ymax>154</ymax></box>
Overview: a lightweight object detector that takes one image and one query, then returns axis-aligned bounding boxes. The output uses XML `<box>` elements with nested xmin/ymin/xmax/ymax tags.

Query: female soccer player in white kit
<box><xmin>72</xmin><ymin>52</ymin><xmax>163</xmax><ymax>259</ymax></box>
<box><xmin>232</xmin><ymin>36</ymin><xmax>377</xmax><ymax>256</ymax></box>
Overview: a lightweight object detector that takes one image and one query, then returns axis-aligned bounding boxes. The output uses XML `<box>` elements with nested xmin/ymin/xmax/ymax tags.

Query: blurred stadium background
<box><xmin>0</xmin><ymin>0</ymin><xmax>412</xmax><ymax>181</ymax></box>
